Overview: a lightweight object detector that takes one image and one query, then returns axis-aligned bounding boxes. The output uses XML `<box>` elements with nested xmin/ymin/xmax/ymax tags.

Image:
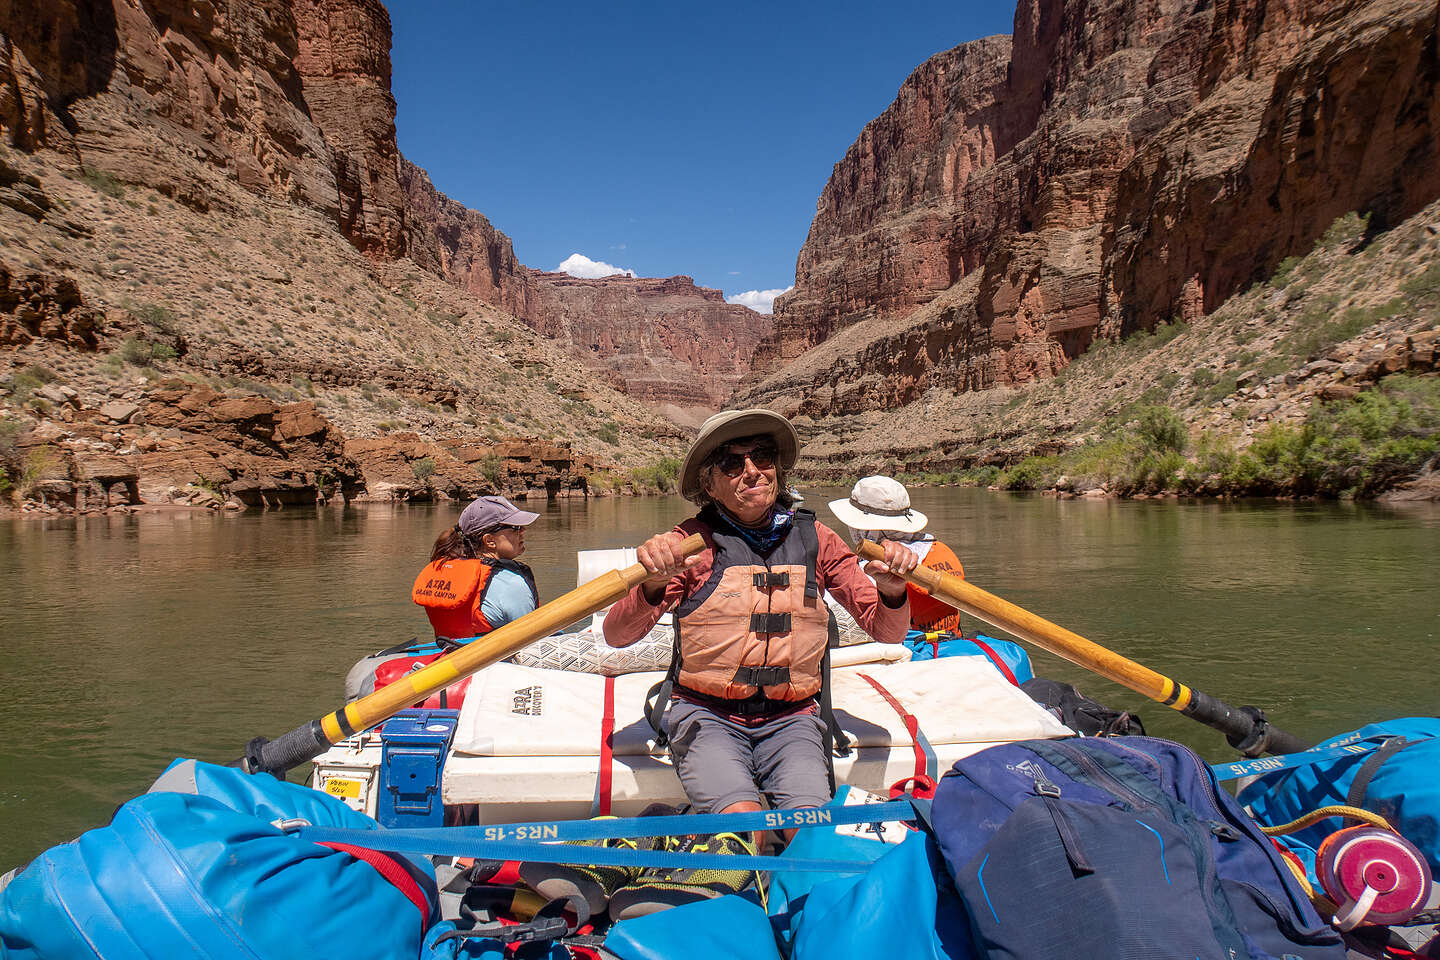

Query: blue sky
<box><xmin>388</xmin><ymin>2</ymin><xmax>1017</xmax><ymax>312</ymax></box>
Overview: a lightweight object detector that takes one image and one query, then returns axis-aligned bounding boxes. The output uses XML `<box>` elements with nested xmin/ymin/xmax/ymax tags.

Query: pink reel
<box><xmin>1316</xmin><ymin>826</ymin><xmax>1433</xmax><ymax>931</ymax></box>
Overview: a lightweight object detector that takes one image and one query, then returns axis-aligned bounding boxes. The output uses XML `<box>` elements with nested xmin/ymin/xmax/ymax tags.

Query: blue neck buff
<box><xmin>711</xmin><ymin>503</ymin><xmax>794</xmax><ymax>555</ymax></box>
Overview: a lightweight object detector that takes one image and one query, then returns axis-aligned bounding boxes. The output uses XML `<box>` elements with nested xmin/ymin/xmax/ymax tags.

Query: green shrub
<box><xmin>629</xmin><ymin>456</ymin><xmax>681</xmax><ymax>491</ymax></box>
<box><xmin>1269</xmin><ymin>255</ymin><xmax>1303</xmax><ymax>287</ymax></box>
<box><xmin>80</xmin><ymin>167</ymin><xmax>125</xmax><ymax>197</ymax></box>
<box><xmin>1204</xmin><ymin>372</ymin><xmax>1240</xmax><ymax>402</ymax></box>
<box><xmin>1134</xmin><ymin>405</ymin><xmax>1187</xmax><ymax>454</ymax></box>
<box><xmin>1401</xmin><ymin>263</ymin><xmax>1440</xmax><ymax>310</ymax></box>
<box><xmin>957</xmin><ymin>465</ymin><xmax>1002</xmax><ymax>487</ymax></box>
<box><xmin>118</xmin><ymin>337</ymin><xmax>174</xmax><ymax>365</ymax></box>
<box><xmin>411</xmin><ymin>456</ymin><xmax>436</xmax><ymax>482</ymax></box>
<box><xmin>0</xmin><ymin>465</ymin><xmax>10</xmax><ymax>499</ymax></box>
<box><xmin>1298</xmin><ymin>375</ymin><xmax>1440</xmax><ymax>496</ymax></box>
<box><xmin>595</xmin><ymin>422</ymin><xmax>620</xmax><ymax>445</ymax></box>
<box><xmin>133</xmin><ymin>301</ymin><xmax>178</xmax><ymax>335</ymax></box>
<box><xmin>0</xmin><ymin>417</ymin><xmax>21</xmax><ymax>459</ymax></box>
<box><xmin>1122</xmin><ymin>319</ymin><xmax>1185</xmax><ymax>352</ymax></box>
<box><xmin>1130</xmin><ymin>449</ymin><xmax>1187</xmax><ymax>492</ymax></box>
<box><xmin>19</xmin><ymin>447</ymin><xmax>55</xmax><ymax>495</ymax></box>
<box><xmin>1283</xmin><ymin>298</ymin><xmax>1403</xmax><ymax>360</ymax></box>
<box><xmin>998</xmin><ymin>454</ymin><xmax>1062</xmax><ymax>490</ymax></box>
<box><xmin>1319</xmin><ymin>211</ymin><xmax>1370</xmax><ymax>248</ymax></box>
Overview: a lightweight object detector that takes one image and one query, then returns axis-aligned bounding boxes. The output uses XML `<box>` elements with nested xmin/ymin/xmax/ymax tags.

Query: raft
<box><xmin>315</xmin><ymin>646</ymin><xmax>1070</xmax><ymax>823</ymax></box>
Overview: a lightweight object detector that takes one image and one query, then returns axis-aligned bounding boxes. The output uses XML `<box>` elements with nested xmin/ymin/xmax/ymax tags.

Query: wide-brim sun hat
<box><xmin>828</xmin><ymin>475</ymin><xmax>928</xmax><ymax>535</ymax></box>
<box><xmin>679</xmin><ymin>408</ymin><xmax>800</xmax><ymax>501</ymax></box>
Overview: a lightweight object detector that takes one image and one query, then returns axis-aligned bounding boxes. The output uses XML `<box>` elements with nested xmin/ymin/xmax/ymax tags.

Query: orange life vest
<box><xmin>907</xmin><ymin>540</ymin><xmax>965</xmax><ymax>634</ymax></box>
<box><xmin>410</xmin><ymin>556</ymin><xmax>538</xmax><ymax>641</ymax></box>
<box><xmin>672</xmin><ymin>508</ymin><xmax>831</xmax><ymax>703</ymax></box>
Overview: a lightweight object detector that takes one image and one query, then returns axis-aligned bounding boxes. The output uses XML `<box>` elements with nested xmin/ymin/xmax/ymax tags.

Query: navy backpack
<box><xmin>929</xmin><ymin>737</ymin><xmax>1347</xmax><ymax>960</ymax></box>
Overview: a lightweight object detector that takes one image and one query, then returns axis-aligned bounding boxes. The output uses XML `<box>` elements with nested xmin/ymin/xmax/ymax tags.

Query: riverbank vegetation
<box><xmin>987</xmin><ymin>375</ymin><xmax>1439</xmax><ymax>498</ymax></box>
<box><xmin>585</xmin><ymin>456</ymin><xmax>682</xmax><ymax>496</ymax></box>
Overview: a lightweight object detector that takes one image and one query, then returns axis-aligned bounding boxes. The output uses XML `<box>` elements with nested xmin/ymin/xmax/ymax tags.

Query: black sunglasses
<box><xmin>487</xmin><ymin>523</ymin><xmax>526</xmax><ymax>534</ymax></box>
<box><xmin>711</xmin><ymin>445</ymin><xmax>778</xmax><ymax>477</ymax></box>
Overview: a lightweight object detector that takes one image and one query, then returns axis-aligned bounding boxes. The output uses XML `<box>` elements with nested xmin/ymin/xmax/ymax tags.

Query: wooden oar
<box><xmin>856</xmin><ymin>539</ymin><xmax>1309</xmax><ymax>757</ymax></box>
<box><xmin>239</xmin><ymin>533</ymin><xmax>706</xmax><ymax>775</ymax></box>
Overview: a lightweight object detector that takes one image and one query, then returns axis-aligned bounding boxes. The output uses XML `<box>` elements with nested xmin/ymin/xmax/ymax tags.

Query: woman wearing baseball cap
<box><xmin>412</xmin><ymin>495</ymin><xmax>542</xmax><ymax>641</ymax></box>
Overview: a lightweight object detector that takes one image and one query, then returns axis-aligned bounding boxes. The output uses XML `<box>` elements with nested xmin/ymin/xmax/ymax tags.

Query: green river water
<box><xmin>2</xmin><ymin>489</ymin><xmax>1437</xmax><ymax>870</ymax></box>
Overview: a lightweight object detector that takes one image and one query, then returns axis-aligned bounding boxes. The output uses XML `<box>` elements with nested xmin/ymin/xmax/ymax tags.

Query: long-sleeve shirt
<box><xmin>603</xmin><ymin>516</ymin><xmax>910</xmax><ymax>648</ymax></box>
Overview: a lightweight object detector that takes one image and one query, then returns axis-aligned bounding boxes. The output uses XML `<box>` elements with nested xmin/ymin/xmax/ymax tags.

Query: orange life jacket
<box><xmin>907</xmin><ymin>540</ymin><xmax>965</xmax><ymax>634</ymax></box>
<box><xmin>410</xmin><ymin>556</ymin><xmax>538</xmax><ymax>641</ymax></box>
<box><xmin>672</xmin><ymin>507</ymin><xmax>831</xmax><ymax>703</ymax></box>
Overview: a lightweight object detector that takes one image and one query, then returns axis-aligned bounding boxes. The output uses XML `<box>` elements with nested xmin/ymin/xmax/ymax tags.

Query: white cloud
<box><xmin>556</xmin><ymin>253</ymin><xmax>636</xmax><ymax>279</ymax></box>
<box><xmin>726</xmin><ymin>286</ymin><xmax>793</xmax><ymax>315</ymax></box>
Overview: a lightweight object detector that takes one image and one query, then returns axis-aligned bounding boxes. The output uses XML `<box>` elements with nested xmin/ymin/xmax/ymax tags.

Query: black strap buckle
<box><xmin>753</xmin><ymin>571</ymin><xmax>789</xmax><ymax>589</ymax></box>
<box><xmin>732</xmin><ymin>665</ymin><xmax>792</xmax><ymax>687</ymax></box>
<box><xmin>750</xmin><ymin>612</ymin><xmax>791</xmax><ymax>633</ymax></box>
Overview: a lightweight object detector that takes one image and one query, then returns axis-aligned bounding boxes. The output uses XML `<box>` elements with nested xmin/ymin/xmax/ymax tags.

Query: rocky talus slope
<box><xmin>0</xmin><ymin>0</ymin><xmax>760</xmax><ymax>512</ymax></box>
<box><xmin>737</xmin><ymin>0</ymin><xmax>1439</xmax><ymax>494</ymax></box>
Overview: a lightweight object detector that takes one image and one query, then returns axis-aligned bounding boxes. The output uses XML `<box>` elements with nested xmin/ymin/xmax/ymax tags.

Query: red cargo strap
<box><xmin>316</xmin><ymin>841</ymin><xmax>428</xmax><ymax>932</ymax></box>
<box><xmin>857</xmin><ymin>672</ymin><xmax>937</xmax><ymax>783</ymax></box>
<box><xmin>968</xmin><ymin>636</ymin><xmax>1019</xmax><ymax>687</ymax></box>
<box><xmin>592</xmin><ymin>675</ymin><xmax>616</xmax><ymax>817</ymax></box>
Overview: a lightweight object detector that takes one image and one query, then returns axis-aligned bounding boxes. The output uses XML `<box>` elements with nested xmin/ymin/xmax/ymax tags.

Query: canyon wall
<box><xmin>744</xmin><ymin>0</ymin><xmax>1440</xmax><ymax>416</ymax></box>
<box><xmin>524</xmin><ymin>271</ymin><xmax>773</xmax><ymax>411</ymax></box>
<box><xmin>0</xmin><ymin>0</ymin><xmax>762</xmax><ymax>417</ymax></box>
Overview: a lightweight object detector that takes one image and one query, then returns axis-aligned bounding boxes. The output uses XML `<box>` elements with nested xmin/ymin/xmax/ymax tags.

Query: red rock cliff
<box><xmin>523</xmin><ymin>271</ymin><xmax>773</xmax><ymax>411</ymax></box>
<box><xmin>399</xmin><ymin>158</ymin><xmax>533</xmax><ymax>320</ymax></box>
<box><xmin>0</xmin><ymin>1</ymin><xmax>776</xmax><ymax>418</ymax></box>
<box><xmin>746</xmin><ymin>0</ymin><xmax>1440</xmax><ymax>413</ymax></box>
<box><xmin>292</xmin><ymin>0</ymin><xmax>406</xmax><ymax>258</ymax></box>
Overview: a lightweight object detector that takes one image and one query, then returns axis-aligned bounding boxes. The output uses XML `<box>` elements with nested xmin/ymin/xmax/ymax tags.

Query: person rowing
<box><xmin>603</xmin><ymin>409</ymin><xmax>919</xmax><ymax>822</ymax></box>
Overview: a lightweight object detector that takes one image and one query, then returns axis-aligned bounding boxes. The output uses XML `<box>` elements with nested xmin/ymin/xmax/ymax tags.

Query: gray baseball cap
<box><xmin>458</xmin><ymin>495</ymin><xmax>540</xmax><ymax>535</ymax></box>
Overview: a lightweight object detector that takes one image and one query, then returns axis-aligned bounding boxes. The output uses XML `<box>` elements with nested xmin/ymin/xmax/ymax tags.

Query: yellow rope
<box><xmin>1259</xmin><ymin>804</ymin><xmax>1396</xmax><ymax>836</ymax></box>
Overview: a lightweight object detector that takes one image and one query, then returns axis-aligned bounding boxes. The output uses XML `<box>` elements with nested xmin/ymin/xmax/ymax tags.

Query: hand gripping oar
<box><xmin>856</xmin><ymin>539</ymin><xmax>1308</xmax><ymax>757</ymax></box>
<box><xmin>238</xmin><ymin>533</ymin><xmax>707</xmax><ymax>775</ymax></box>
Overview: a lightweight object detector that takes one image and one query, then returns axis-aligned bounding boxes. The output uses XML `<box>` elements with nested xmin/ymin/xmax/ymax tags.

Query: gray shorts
<box><xmin>664</xmin><ymin>698</ymin><xmax>832</xmax><ymax>814</ymax></box>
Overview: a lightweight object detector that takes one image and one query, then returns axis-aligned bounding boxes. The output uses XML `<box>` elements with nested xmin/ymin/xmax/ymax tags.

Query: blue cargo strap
<box><xmin>289</xmin><ymin>799</ymin><xmax>918</xmax><ymax>874</ymax></box>
<box><xmin>1211</xmin><ymin>736</ymin><xmax>1393</xmax><ymax>781</ymax></box>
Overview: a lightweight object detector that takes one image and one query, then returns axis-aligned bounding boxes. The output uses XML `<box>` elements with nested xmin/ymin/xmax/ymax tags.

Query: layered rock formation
<box><xmin>399</xmin><ymin>158</ymin><xmax>533</xmax><ymax>320</ymax></box>
<box><xmin>523</xmin><ymin>272</ymin><xmax>772</xmax><ymax>412</ymax></box>
<box><xmin>293</xmin><ymin>0</ymin><xmax>406</xmax><ymax>258</ymax></box>
<box><xmin>0</xmin><ymin>262</ymin><xmax>104</xmax><ymax>350</ymax></box>
<box><xmin>745</xmin><ymin>0</ymin><xmax>1440</xmax><ymax>418</ymax></box>
<box><xmin>398</xmin><ymin>162</ymin><xmax>770</xmax><ymax>411</ymax></box>
<box><xmin>0</xmin><ymin>0</ymin><xmax>767</xmax><ymax>424</ymax></box>
<box><xmin>6</xmin><ymin>378</ymin><xmax>594</xmax><ymax>513</ymax></box>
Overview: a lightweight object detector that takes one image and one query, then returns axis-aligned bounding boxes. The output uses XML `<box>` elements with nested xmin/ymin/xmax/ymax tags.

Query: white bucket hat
<box><xmin>828</xmin><ymin>476</ymin><xmax>928</xmax><ymax>535</ymax></box>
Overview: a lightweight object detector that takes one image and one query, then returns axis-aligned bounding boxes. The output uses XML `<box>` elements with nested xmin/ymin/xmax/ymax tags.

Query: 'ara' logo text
<box><xmin>511</xmin><ymin>685</ymin><xmax>544</xmax><ymax>716</ymax></box>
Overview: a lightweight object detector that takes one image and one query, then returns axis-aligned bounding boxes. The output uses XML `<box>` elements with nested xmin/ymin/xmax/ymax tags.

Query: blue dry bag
<box><xmin>0</xmin><ymin>758</ymin><xmax>439</xmax><ymax>960</ymax></box>
<box><xmin>1239</xmin><ymin>717</ymin><xmax>1440</xmax><ymax>884</ymax></box>
<box><xmin>929</xmin><ymin>737</ymin><xmax>1346</xmax><ymax>960</ymax></box>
